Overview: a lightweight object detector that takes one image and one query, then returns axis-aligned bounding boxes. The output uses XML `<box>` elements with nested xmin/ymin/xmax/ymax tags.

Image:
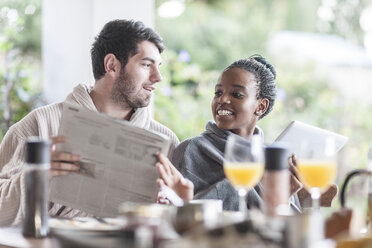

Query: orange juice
<box><xmin>223</xmin><ymin>162</ymin><xmax>264</xmax><ymax>189</ymax></box>
<box><xmin>297</xmin><ymin>160</ymin><xmax>337</xmax><ymax>191</ymax></box>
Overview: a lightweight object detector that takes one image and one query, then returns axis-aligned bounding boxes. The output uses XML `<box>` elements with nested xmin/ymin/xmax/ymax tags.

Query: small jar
<box><xmin>262</xmin><ymin>145</ymin><xmax>290</xmax><ymax>217</ymax></box>
<box><xmin>22</xmin><ymin>137</ymin><xmax>50</xmax><ymax>238</ymax></box>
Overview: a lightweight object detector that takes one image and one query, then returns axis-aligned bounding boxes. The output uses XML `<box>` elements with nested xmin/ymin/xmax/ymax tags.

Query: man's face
<box><xmin>110</xmin><ymin>40</ymin><xmax>163</xmax><ymax>108</ymax></box>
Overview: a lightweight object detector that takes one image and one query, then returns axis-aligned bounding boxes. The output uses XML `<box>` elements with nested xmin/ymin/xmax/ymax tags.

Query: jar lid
<box><xmin>25</xmin><ymin>137</ymin><xmax>51</xmax><ymax>164</ymax></box>
<box><xmin>264</xmin><ymin>144</ymin><xmax>289</xmax><ymax>171</ymax></box>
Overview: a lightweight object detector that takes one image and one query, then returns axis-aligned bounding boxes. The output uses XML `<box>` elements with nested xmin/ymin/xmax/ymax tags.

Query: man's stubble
<box><xmin>110</xmin><ymin>69</ymin><xmax>151</xmax><ymax>109</ymax></box>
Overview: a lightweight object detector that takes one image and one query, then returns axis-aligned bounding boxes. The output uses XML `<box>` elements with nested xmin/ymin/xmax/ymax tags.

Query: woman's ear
<box><xmin>255</xmin><ymin>98</ymin><xmax>269</xmax><ymax>116</ymax></box>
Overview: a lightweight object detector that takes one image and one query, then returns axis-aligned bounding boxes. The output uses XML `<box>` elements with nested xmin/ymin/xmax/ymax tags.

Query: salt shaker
<box><xmin>262</xmin><ymin>145</ymin><xmax>290</xmax><ymax>217</ymax></box>
<box><xmin>22</xmin><ymin>137</ymin><xmax>50</xmax><ymax>238</ymax></box>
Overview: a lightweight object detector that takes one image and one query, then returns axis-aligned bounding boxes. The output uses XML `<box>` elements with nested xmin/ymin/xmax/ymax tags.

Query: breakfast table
<box><xmin>0</xmin><ymin>227</ymin><xmax>60</xmax><ymax>248</ymax></box>
<box><xmin>0</xmin><ymin>203</ymin><xmax>346</xmax><ymax>248</ymax></box>
<box><xmin>0</xmin><ymin>226</ymin><xmax>138</xmax><ymax>248</ymax></box>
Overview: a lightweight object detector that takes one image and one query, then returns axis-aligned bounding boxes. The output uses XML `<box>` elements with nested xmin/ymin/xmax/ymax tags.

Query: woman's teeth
<box><xmin>218</xmin><ymin>110</ymin><xmax>233</xmax><ymax>116</ymax></box>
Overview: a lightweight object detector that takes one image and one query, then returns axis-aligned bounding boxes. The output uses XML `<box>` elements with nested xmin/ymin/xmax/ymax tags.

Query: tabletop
<box><xmin>0</xmin><ymin>228</ymin><xmax>57</xmax><ymax>248</ymax></box>
<box><xmin>0</xmin><ymin>212</ymin><xmax>340</xmax><ymax>248</ymax></box>
<box><xmin>0</xmin><ymin>227</ymin><xmax>138</xmax><ymax>248</ymax></box>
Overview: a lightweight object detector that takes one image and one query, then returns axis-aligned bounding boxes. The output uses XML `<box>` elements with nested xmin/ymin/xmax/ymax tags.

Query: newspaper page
<box><xmin>49</xmin><ymin>103</ymin><xmax>170</xmax><ymax>217</ymax></box>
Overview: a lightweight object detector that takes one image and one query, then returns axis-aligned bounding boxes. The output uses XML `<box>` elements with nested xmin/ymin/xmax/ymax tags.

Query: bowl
<box><xmin>173</xmin><ymin>201</ymin><xmax>220</xmax><ymax>234</ymax></box>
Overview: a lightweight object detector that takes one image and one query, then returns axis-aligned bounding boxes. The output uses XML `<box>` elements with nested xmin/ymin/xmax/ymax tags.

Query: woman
<box><xmin>170</xmin><ymin>56</ymin><xmax>281</xmax><ymax>210</ymax></box>
<box><xmin>157</xmin><ymin>55</ymin><xmax>302</xmax><ymax>211</ymax></box>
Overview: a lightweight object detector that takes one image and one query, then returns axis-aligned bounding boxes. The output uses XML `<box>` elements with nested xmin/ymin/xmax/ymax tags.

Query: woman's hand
<box><xmin>292</xmin><ymin>154</ymin><xmax>338</xmax><ymax>207</ymax></box>
<box><xmin>288</xmin><ymin>154</ymin><xmax>303</xmax><ymax>196</ymax></box>
<box><xmin>50</xmin><ymin>136</ymin><xmax>81</xmax><ymax>178</ymax></box>
<box><xmin>325</xmin><ymin>208</ymin><xmax>352</xmax><ymax>239</ymax></box>
<box><xmin>156</xmin><ymin>153</ymin><xmax>194</xmax><ymax>202</ymax></box>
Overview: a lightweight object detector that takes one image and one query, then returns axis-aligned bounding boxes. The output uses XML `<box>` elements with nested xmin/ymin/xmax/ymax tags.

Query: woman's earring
<box><xmin>255</xmin><ymin>111</ymin><xmax>260</xmax><ymax>115</ymax></box>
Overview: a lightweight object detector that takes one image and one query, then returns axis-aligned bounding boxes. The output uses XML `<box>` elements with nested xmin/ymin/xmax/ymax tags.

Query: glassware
<box><xmin>223</xmin><ymin>134</ymin><xmax>264</xmax><ymax>216</ymax></box>
<box><xmin>297</xmin><ymin>137</ymin><xmax>337</xmax><ymax>209</ymax></box>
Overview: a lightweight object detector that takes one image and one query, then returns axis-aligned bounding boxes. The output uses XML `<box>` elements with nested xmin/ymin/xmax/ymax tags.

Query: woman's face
<box><xmin>211</xmin><ymin>67</ymin><xmax>268</xmax><ymax>138</ymax></box>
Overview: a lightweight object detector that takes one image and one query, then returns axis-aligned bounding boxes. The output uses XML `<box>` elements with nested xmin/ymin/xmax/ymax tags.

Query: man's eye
<box><xmin>143</xmin><ymin>64</ymin><xmax>151</xmax><ymax>67</ymax></box>
<box><xmin>214</xmin><ymin>91</ymin><xmax>222</xmax><ymax>97</ymax></box>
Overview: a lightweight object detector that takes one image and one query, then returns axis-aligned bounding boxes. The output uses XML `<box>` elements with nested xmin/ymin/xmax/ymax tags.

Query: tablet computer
<box><xmin>273</xmin><ymin>121</ymin><xmax>348</xmax><ymax>157</ymax></box>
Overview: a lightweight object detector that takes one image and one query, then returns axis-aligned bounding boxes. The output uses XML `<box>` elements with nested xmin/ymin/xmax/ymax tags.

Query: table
<box><xmin>0</xmin><ymin>228</ymin><xmax>59</xmax><ymax>248</ymax></box>
<box><xmin>0</xmin><ymin>228</ymin><xmax>137</xmax><ymax>248</ymax></box>
<box><xmin>0</xmin><ymin>214</ymin><xmax>338</xmax><ymax>248</ymax></box>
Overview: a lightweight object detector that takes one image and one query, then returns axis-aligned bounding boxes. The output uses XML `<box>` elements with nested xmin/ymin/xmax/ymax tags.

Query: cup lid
<box><xmin>264</xmin><ymin>144</ymin><xmax>289</xmax><ymax>171</ymax></box>
<box><xmin>25</xmin><ymin>137</ymin><xmax>50</xmax><ymax>164</ymax></box>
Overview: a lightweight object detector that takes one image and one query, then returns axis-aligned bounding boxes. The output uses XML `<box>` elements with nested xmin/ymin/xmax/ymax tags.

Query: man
<box><xmin>0</xmin><ymin>19</ymin><xmax>190</xmax><ymax>226</ymax></box>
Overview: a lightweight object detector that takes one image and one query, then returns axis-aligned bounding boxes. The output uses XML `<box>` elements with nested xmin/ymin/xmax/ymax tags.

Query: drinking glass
<box><xmin>223</xmin><ymin>134</ymin><xmax>265</xmax><ymax>216</ymax></box>
<box><xmin>296</xmin><ymin>137</ymin><xmax>337</xmax><ymax>209</ymax></box>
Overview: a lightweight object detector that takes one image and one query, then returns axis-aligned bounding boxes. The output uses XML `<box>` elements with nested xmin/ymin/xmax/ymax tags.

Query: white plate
<box><xmin>49</xmin><ymin>217</ymin><xmax>127</xmax><ymax>235</ymax></box>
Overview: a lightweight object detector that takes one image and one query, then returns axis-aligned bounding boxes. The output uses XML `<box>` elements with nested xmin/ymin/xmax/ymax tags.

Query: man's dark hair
<box><xmin>224</xmin><ymin>55</ymin><xmax>277</xmax><ymax>119</ymax></box>
<box><xmin>91</xmin><ymin>19</ymin><xmax>164</xmax><ymax>80</ymax></box>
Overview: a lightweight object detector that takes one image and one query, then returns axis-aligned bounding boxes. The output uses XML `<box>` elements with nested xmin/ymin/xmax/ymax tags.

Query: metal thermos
<box><xmin>263</xmin><ymin>145</ymin><xmax>290</xmax><ymax>217</ymax></box>
<box><xmin>22</xmin><ymin>137</ymin><xmax>50</xmax><ymax>238</ymax></box>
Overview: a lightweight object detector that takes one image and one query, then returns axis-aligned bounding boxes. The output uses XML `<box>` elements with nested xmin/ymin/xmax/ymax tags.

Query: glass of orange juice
<box><xmin>297</xmin><ymin>137</ymin><xmax>337</xmax><ymax>209</ymax></box>
<box><xmin>224</xmin><ymin>134</ymin><xmax>264</xmax><ymax>216</ymax></box>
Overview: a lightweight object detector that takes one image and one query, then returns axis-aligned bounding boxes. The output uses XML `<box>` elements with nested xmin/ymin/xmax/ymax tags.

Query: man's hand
<box><xmin>288</xmin><ymin>154</ymin><xmax>303</xmax><ymax>196</ymax></box>
<box><xmin>156</xmin><ymin>153</ymin><xmax>194</xmax><ymax>202</ymax></box>
<box><xmin>50</xmin><ymin>136</ymin><xmax>81</xmax><ymax>178</ymax></box>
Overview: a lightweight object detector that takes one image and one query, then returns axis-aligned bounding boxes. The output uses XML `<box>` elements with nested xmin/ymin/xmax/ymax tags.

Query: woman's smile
<box><xmin>217</xmin><ymin>109</ymin><xmax>234</xmax><ymax>116</ymax></box>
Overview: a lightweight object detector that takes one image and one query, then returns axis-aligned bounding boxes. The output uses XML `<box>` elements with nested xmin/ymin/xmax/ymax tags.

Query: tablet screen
<box><xmin>273</xmin><ymin>121</ymin><xmax>348</xmax><ymax>157</ymax></box>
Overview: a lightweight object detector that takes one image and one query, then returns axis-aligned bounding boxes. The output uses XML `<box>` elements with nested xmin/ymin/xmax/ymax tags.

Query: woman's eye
<box><xmin>143</xmin><ymin>64</ymin><xmax>151</xmax><ymax>67</ymax></box>
<box><xmin>232</xmin><ymin>92</ymin><xmax>244</xmax><ymax>98</ymax></box>
<box><xmin>214</xmin><ymin>91</ymin><xmax>222</xmax><ymax>97</ymax></box>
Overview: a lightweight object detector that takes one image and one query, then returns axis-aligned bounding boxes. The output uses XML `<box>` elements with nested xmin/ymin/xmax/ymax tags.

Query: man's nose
<box><xmin>151</xmin><ymin>67</ymin><xmax>163</xmax><ymax>83</ymax></box>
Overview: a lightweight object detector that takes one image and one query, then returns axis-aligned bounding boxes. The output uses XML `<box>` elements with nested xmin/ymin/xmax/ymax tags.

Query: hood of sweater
<box><xmin>64</xmin><ymin>84</ymin><xmax>152</xmax><ymax>129</ymax></box>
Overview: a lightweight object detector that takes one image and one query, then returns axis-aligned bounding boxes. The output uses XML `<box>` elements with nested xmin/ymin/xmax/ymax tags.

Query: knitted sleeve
<box><xmin>0</xmin><ymin>123</ymin><xmax>28</xmax><ymax>226</ymax></box>
<box><xmin>0</xmin><ymin>104</ymin><xmax>62</xmax><ymax>226</ymax></box>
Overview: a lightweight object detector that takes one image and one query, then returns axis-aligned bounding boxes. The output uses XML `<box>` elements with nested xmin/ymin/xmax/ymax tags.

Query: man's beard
<box><xmin>110</xmin><ymin>69</ymin><xmax>151</xmax><ymax>109</ymax></box>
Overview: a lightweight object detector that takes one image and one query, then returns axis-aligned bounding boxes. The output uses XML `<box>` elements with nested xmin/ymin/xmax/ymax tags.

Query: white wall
<box><xmin>42</xmin><ymin>0</ymin><xmax>155</xmax><ymax>103</ymax></box>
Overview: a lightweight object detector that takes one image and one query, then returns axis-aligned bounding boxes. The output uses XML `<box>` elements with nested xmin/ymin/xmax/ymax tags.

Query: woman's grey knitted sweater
<box><xmin>172</xmin><ymin>121</ymin><xmax>263</xmax><ymax>211</ymax></box>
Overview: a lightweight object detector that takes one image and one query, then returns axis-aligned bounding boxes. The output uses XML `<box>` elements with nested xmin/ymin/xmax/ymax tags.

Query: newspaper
<box><xmin>49</xmin><ymin>103</ymin><xmax>170</xmax><ymax>217</ymax></box>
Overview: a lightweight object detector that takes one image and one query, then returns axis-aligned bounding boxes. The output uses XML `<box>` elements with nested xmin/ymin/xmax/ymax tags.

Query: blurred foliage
<box><xmin>323</xmin><ymin>0</ymin><xmax>371</xmax><ymax>46</ymax></box>
<box><xmin>0</xmin><ymin>0</ymin><xmax>42</xmax><ymax>139</ymax></box>
<box><xmin>156</xmin><ymin>0</ymin><xmax>278</xmax><ymax>71</ymax></box>
<box><xmin>155</xmin><ymin>49</ymin><xmax>217</xmax><ymax>138</ymax></box>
